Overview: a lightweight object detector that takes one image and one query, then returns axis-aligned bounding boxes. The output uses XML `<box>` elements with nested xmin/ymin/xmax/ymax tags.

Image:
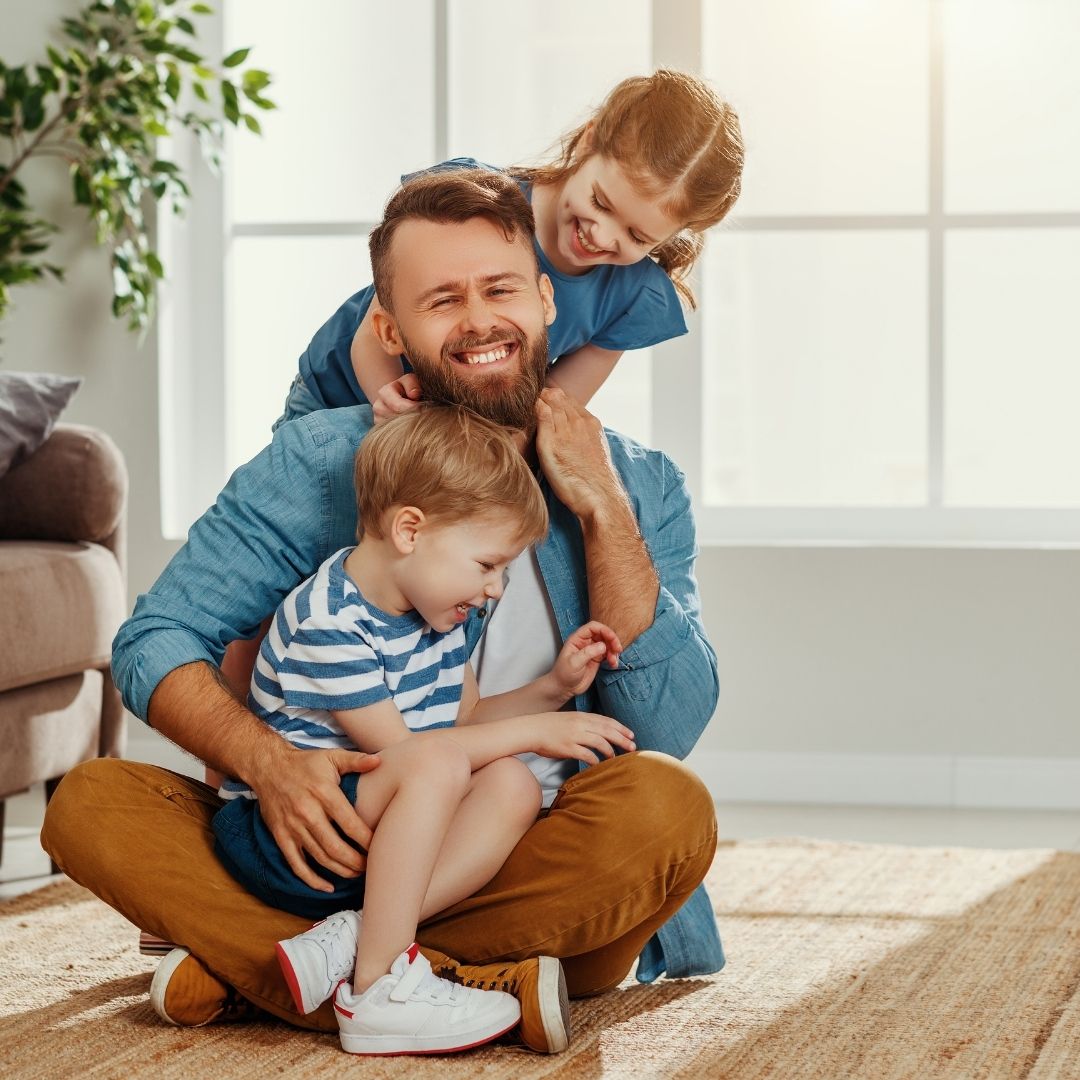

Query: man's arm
<box><xmin>534</xmin><ymin>388</ymin><xmax>719</xmax><ymax>757</ymax></box>
<box><xmin>112</xmin><ymin>410</ymin><xmax>381</xmax><ymax>891</ymax></box>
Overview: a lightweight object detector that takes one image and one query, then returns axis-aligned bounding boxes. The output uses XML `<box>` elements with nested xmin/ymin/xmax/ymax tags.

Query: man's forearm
<box><xmin>580</xmin><ymin>491</ymin><xmax>659</xmax><ymax>647</ymax></box>
<box><xmin>147</xmin><ymin>661</ymin><xmax>289</xmax><ymax>787</ymax></box>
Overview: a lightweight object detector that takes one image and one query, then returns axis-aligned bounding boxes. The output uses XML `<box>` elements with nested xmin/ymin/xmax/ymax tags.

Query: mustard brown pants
<box><xmin>40</xmin><ymin>750</ymin><xmax>717</xmax><ymax>1033</ymax></box>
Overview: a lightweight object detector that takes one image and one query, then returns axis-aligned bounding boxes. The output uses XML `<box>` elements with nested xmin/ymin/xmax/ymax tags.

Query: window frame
<box><xmin>159</xmin><ymin>0</ymin><xmax>1080</xmax><ymax>546</ymax></box>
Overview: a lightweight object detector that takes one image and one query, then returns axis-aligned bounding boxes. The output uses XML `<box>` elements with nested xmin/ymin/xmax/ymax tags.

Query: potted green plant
<box><xmin>0</xmin><ymin>0</ymin><xmax>274</xmax><ymax>334</ymax></box>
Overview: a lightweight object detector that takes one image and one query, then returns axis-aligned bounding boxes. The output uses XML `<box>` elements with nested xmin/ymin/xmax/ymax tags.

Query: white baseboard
<box><xmin>685</xmin><ymin>749</ymin><xmax>1080</xmax><ymax>811</ymax></box>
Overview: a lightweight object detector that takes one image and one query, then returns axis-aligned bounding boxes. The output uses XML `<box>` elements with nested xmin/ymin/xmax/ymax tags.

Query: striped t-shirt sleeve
<box><xmin>275</xmin><ymin>619</ymin><xmax>391</xmax><ymax>712</ymax></box>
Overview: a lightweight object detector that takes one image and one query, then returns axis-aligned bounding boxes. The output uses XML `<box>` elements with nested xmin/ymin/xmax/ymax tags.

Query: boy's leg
<box><xmin>40</xmin><ymin>750</ymin><xmax>713</xmax><ymax>1030</ymax></box>
<box><xmin>418</xmin><ymin>751</ymin><xmax>717</xmax><ymax>996</ymax></box>
<box><xmin>417</xmin><ymin>757</ymin><xmax>542</xmax><ymax>921</ymax></box>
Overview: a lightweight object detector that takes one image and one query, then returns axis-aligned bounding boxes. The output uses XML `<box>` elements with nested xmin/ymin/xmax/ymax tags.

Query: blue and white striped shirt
<box><xmin>220</xmin><ymin>547</ymin><xmax>467</xmax><ymax>799</ymax></box>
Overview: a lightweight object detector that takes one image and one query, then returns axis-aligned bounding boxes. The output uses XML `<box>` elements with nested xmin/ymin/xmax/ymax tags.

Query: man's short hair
<box><xmin>368</xmin><ymin>169</ymin><xmax>538</xmax><ymax>312</ymax></box>
<box><xmin>354</xmin><ymin>404</ymin><xmax>548</xmax><ymax>544</ymax></box>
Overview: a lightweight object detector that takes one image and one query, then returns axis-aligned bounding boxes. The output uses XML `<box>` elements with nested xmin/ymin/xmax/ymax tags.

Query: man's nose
<box><xmin>460</xmin><ymin>291</ymin><xmax>499</xmax><ymax>336</ymax></box>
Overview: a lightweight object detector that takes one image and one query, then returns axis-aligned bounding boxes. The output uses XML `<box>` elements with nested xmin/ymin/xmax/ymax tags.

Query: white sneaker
<box><xmin>276</xmin><ymin>909</ymin><xmax>361</xmax><ymax>1015</ymax></box>
<box><xmin>334</xmin><ymin>944</ymin><xmax>520</xmax><ymax>1055</ymax></box>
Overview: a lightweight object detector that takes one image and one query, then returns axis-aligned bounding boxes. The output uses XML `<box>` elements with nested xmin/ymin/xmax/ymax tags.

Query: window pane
<box><xmin>945</xmin><ymin>229</ymin><xmax>1080</xmax><ymax>506</ymax></box>
<box><xmin>226</xmin><ymin>1</ymin><xmax>434</xmax><ymax>222</ymax></box>
<box><xmin>703</xmin><ymin>232</ymin><xmax>927</xmax><ymax>506</ymax></box>
<box><xmin>588</xmin><ymin>349</ymin><xmax>652</xmax><ymax>447</ymax></box>
<box><xmin>704</xmin><ymin>0</ymin><xmax>929</xmax><ymax>216</ymax></box>
<box><xmin>227</xmin><ymin>235</ymin><xmax>371</xmax><ymax>471</ymax></box>
<box><xmin>945</xmin><ymin>0</ymin><xmax>1080</xmax><ymax>213</ymax></box>
<box><xmin>448</xmin><ymin>0</ymin><xmax>650</xmax><ymax>166</ymax></box>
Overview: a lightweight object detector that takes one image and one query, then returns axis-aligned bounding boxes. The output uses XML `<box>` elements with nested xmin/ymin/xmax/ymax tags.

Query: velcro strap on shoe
<box><xmin>390</xmin><ymin>952</ymin><xmax>429</xmax><ymax>1003</ymax></box>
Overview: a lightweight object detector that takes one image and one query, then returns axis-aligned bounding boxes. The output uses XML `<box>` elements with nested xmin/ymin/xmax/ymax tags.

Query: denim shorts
<box><xmin>212</xmin><ymin>772</ymin><xmax>367</xmax><ymax>921</ymax></box>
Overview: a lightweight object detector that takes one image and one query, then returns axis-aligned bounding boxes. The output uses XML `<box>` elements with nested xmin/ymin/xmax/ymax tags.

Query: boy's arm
<box><xmin>455</xmin><ymin>662</ymin><xmax>566</xmax><ymax>726</ymax></box>
<box><xmin>350</xmin><ymin>300</ymin><xmax>408</xmax><ymax>407</ymax></box>
<box><xmin>546</xmin><ymin>344</ymin><xmax>623</xmax><ymax>407</ymax></box>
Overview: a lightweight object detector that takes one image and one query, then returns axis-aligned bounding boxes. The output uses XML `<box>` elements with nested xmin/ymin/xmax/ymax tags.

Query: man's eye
<box><xmin>432</xmin><ymin>297</ymin><xmax>456</xmax><ymax>308</ymax></box>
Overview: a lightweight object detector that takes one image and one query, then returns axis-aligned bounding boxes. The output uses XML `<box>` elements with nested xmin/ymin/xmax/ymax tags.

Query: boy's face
<box><xmin>402</xmin><ymin>511</ymin><xmax>529</xmax><ymax>632</ymax></box>
<box><xmin>374</xmin><ymin>217</ymin><xmax>556</xmax><ymax>430</ymax></box>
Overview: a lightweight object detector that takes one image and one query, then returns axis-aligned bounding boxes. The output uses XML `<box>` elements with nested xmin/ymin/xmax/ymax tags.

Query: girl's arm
<box><xmin>350</xmin><ymin>299</ymin><xmax>413</xmax><ymax>411</ymax></box>
<box><xmin>546</xmin><ymin>343</ymin><xmax>624</xmax><ymax>406</ymax></box>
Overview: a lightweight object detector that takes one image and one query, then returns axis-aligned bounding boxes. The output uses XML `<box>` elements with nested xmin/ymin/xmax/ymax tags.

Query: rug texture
<box><xmin>3</xmin><ymin>838</ymin><xmax>1080</xmax><ymax>1079</ymax></box>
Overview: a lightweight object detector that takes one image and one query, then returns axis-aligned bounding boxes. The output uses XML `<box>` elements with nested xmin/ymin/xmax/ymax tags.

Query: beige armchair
<box><xmin>0</xmin><ymin>423</ymin><xmax>128</xmax><ymax>870</ymax></box>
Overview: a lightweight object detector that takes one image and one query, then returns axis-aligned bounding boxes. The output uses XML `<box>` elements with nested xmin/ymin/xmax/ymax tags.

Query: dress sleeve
<box><xmin>591</xmin><ymin>271</ymin><xmax>688</xmax><ymax>352</ymax></box>
<box><xmin>273</xmin><ymin>617</ymin><xmax>392</xmax><ymax>712</ymax></box>
<box><xmin>400</xmin><ymin>157</ymin><xmax>496</xmax><ymax>185</ymax></box>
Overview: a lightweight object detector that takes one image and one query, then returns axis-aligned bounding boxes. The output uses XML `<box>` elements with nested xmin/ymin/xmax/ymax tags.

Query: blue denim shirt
<box><xmin>112</xmin><ymin>406</ymin><xmax>724</xmax><ymax>982</ymax></box>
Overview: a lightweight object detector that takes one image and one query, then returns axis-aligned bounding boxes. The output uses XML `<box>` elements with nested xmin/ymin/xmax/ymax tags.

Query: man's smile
<box><xmin>452</xmin><ymin>341</ymin><xmax>519</xmax><ymax>367</ymax></box>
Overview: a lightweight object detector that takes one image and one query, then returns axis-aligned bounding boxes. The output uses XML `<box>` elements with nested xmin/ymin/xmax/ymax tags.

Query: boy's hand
<box><xmin>551</xmin><ymin>620</ymin><xmax>623</xmax><ymax>699</ymax></box>
<box><xmin>372</xmin><ymin>373</ymin><xmax>424</xmax><ymax>424</ymax></box>
<box><xmin>525</xmin><ymin>711</ymin><xmax>635</xmax><ymax>765</ymax></box>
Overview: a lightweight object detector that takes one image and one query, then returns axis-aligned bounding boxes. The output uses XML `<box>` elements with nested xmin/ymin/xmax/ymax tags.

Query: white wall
<box><xmin>7</xmin><ymin>1</ymin><xmax>1080</xmax><ymax>805</ymax></box>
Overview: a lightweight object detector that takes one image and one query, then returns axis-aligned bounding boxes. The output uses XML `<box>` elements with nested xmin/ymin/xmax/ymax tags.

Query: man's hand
<box><xmin>550</xmin><ymin>621</ymin><xmax>623</xmax><ymax>699</ymax></box>
<box><xmin>523</xmin><ymin>711</ymin><xmax>636</xmax><ymax>765</ymax></box>
<box><xmin>534</xmin><ymin>387</ymin><xmax>627</xmax><ymax>524</ymax></box>
<box><xmin>251</xmin><ymin>745</ymin><xmax>381</xmax><ymax>892</ymax></box>
<box><xmin>372</xmin><ymin>373</ymin><xmax>424</xmax><ymax>424</ymax></box>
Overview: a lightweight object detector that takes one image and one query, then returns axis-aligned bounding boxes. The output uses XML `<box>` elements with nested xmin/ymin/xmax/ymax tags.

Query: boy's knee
<box><xmin>405</xmin><ymin>734</ymin><xmax>471</xmax><ymax>790</ymax></box>
<box><xmin>475</xmin><ymin>757</ymin><xmax>542</xmax><ymax>818</ymax></box>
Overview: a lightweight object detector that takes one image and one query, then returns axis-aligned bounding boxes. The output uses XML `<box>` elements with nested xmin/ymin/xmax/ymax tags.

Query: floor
<box><xmin>6</xmin><ymin>780</ymin><xmax>1080</xmax><ymax>901</ymax></box>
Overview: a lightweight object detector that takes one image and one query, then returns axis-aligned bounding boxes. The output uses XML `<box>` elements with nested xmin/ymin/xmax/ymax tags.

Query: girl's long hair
<box><xmin>513</xmin><ymin>70</ymin><xmax>744</xmax><ymax>308</ymax></box>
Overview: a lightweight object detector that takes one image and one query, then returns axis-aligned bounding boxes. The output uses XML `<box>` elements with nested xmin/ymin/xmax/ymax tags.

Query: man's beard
<box><xmin>400</xmin><ymin>325</ymin><xmax>549</xmax><ymax>433</ymax></box>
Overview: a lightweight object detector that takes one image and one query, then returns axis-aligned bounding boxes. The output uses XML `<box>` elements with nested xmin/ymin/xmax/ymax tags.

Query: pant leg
<box><xmin>39</xmin><ymin>758</ymin><xmax>336</xmax><ymax>1031</ymax></box>
<box><xmin>417</xmin><ymin>750</ymin><xmax>718</xmax><ymax>996</ymax></box>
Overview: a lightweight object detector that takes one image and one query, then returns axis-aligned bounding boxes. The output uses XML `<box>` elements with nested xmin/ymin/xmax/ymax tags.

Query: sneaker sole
<box><xmin>338</xmin><ymin>1015</ymin><xmax>520</xmax><ymax>1056</ymax></box>
<box><xmin>149</xmin><ymin>948</ymin><xmax>194</xmax><ymax>1026</ymax></box>
<box><xmin>536</xmin><ymin>956</ymin><xmax>571</xmax><ymax>1054</ymax></box>
<box><xmin>275</xmin><ymin>940</ymin><xmax>319</xmax><ymax>1016</ymax></box>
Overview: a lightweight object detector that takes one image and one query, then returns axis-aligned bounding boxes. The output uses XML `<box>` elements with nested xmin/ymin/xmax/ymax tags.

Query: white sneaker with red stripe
<box><xmin>333</xmin><ymin>944</ymin><xmax>520</xmax><ymax>1056</ymax></box>
<box><xmin>276</xmin><ymin>909</ymin><xmax>361</xmax><ymax>1015</ymax></box>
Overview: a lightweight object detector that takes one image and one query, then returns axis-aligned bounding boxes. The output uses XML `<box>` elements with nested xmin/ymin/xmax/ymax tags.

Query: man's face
<box><xmin>377</xmin><ymin>217</ymin><xmax>556</xmax><ymax>430</ymax></box>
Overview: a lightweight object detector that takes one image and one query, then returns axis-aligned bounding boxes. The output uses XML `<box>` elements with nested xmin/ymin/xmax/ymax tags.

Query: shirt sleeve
<box><xmin>591</xmin><ymin>271</ymin><xmax>688</xmax><ymax>352</ymax></box>
<box><xmin>400</xmin><ymin>157</ymin><xmax>499</xmax><ymax>185</ymax></box>
<box><xmin>274</xmin><ymin>618</ymin><xmax>391</xmax><ymax>712</ymax></box>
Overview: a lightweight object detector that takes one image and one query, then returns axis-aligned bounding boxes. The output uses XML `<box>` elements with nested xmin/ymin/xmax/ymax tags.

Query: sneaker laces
<box><xmin>307</xmin><ymin>915</ymin><xmax>357</xmax><ymax>981</ymax></box>
<box><xmin>455</xmin><ymin>966</ymin><xmax>517</xmax><ymax>994</ymax></box>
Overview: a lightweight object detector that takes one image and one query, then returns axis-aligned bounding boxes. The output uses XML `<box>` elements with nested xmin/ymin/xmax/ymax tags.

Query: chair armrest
<box><xmin>0</xmin><ymin>424</ymin><xmax>128</xmax><ymax>551</ymax></box>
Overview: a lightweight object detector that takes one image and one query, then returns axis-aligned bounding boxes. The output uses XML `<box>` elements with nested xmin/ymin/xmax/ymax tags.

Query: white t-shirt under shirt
<box><xmin>471</xmin><ymin>548</ymin><xmax>576</xmax><ymax>808</ymax></box>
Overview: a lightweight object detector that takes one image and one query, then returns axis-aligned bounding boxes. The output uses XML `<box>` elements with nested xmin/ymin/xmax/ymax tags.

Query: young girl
<box><xmin>274</xmin><ymin>69</ymin><xmax>743</xmax><ymax>428</ymax></box>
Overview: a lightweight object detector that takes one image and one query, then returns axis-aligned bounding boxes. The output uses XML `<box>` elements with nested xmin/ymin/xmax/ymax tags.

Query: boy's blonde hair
<box><xmin>514</xmin><ymin>69</ymin><xmax>744</xmax><ymax>309</ymax></box>
<box><xmin>354</xmin><ymin>405</ymin><xmax>549</xmax><ymax>545</ymax></box>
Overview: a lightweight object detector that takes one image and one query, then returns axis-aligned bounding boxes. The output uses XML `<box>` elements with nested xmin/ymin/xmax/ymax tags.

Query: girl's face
<box><xmin>545</xmin><ymin>153</ymin><xmax>682</xmax><ymax>276</ymax></box>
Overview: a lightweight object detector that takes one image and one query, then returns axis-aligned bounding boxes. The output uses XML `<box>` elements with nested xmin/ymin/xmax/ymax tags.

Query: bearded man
<box><xmin>42</xmin><ymin>169</ymin><xmax>722</xmax><ymax>1054</ymax></box>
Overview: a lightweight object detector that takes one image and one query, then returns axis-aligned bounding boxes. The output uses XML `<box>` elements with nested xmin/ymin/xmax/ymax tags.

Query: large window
<box><xmin>161</xmin><ymin>1</ymin><xmax>1080</xmax><ymax>544</ymax></box>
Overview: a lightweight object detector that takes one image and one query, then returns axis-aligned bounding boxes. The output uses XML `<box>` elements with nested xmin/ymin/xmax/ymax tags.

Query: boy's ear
<box><xmin>538</xmin><ymin>273</ymin><xmax>556</xmax><ymax>328</ymax></box>
<box><xmin>371</xmin><ymin>299</ymin><xmax>406</xmax><ymax>357</ymax></box>
<box><xmin>389</xmin><ymin>505</ymin><xmax>425</xmax><ymax>554</ymax></box>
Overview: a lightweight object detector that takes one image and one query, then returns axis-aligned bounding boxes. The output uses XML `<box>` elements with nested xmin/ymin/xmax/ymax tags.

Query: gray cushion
<box><xmin>0</xmin><ymin>371</ymin><xmax>82</xmax><ymax>479</ymax></box>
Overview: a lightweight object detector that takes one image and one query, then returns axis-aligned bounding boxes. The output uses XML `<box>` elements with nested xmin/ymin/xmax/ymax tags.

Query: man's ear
<box><xmin>538</xmin><ymin>273</ymin><xmax>557</xmax><ymax>328</ymax></box>
<box><xmin>389</xmin><ymin>505</ymin><xmax>425</xmax><ymax>554</ymax></box>
<box><xmin>371</xmin><ymin>298</ymin><xmax>406</xmax><ymax>357</ymax></box>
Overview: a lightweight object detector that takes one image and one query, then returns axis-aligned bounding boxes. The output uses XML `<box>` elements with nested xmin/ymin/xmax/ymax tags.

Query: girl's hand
<box><xmin>372</xmin><ymin>373</ymin><xmax>424</xmax><ymax>425</ymax></box>
<box><xmin>526</xmin><ymin>711</ymin><xmax>635</xmax><ymax>765</ymax></box>
<box><xmin>551</xmin><ymin>621</ymin><xmax>623</xmax><ymax>699</ymax></box>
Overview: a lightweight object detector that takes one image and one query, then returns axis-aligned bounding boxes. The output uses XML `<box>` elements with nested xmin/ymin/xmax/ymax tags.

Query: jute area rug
<box><xmin>3</xmin><ymin>838</ymin><xmax>1080</xmax><ymax>1080</ymax></box>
